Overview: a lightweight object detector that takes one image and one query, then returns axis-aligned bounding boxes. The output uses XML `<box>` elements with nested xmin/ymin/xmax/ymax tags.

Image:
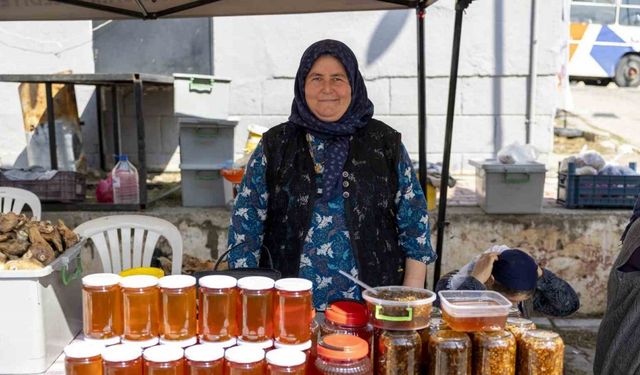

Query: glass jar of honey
<box><xmin>519</xmin><ymin>330</ymin><xmax>564</xmax><ymax>375</ymax></box>
<box><xmin>274</xmin><ymin>340</ymin><xmax>313</xmax><ymax>374</ymax></box>
<box><xmin>238</xmin><ymin>276</ymin><xmax>275</xmax><ymax>342</ymax></box>
<box><xmin>427</xmin><ymin>330</ymin><xmax>472</xmax><ymax>375</ymax></box>
<box><xmin>199</xmin><ymin>275</ymin><xmax>238</xmax><ymax>343</ymax></box>
<box><xmin>376</xmin><ymin>330</ymin><xmax>422</xmax><ymax>375</ymax></box>
<box><xmin>82</xmin><ymin>273</ymin><xmax>123</xmax><ymax>345</ymax></box>
<box><xmin>266</xmin><ymin>348</ymin><xmax>306</xmax><ymax>375</ymax></box>
<box><xmin>185</xmin><ymin>344</ymin><xmax>224</xmax><ymax>375</ymax></box>
<box><xmin>315</xmin><ymin>334</ymin><xmax>372</xmax><ymax>375</ymax></box>
<box><xmin>102</xmin><ymin>344</ymin><xmax>143</xmax><ymax>375</ymax></box>
<box><xmin>201</xmin><ymin>337</ymin><xmax>237</xmax><ymax>349</ymax></box>
<box><xmin>159</xmin><ymin>275</ymin><xmax>197</xmax><ymax>347</ymax></box>
<box><xmin>472</xmin><ymin>330</ymin><xmax>516</xmax><ymax>375</ymax></box>
<box><xmin>237</xmin><ymin>338</ymin><xmax>274</xmax><ymax>351</ymax></box>
<box><xmin>64</xmin><ymin>342</ymin><xmax>104</xmax><ymax>375</ymax></box>
<box><xmin>120</xmin><ymin>275</ymin><xmax>161</xmax><ymax>348</ymax></box>
<box><xmin>224</xmin><ymin>345</ymin><xmax>266</xmax><ymax>375</ymax></box>
<box><xmin>274</xmin><ymin>278</ymin><xmax>313</xmax><ymax>345</ymax></box>
<box><xmin>143</xmin><ymin>345</ymin><xmax>185</xmax><ymax>375</ymax></box>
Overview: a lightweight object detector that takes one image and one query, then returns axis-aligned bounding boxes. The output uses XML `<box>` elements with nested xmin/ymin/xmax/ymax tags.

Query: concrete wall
<box><xmin>214</xmin><ymin>0</ymin><xmax>566</xmax><ymax>172</ymax></box>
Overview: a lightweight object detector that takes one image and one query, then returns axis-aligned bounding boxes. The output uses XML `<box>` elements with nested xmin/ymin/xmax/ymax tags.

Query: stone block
<box><xmin>229</xmin><ymin>80</ymin><xmax>262</xmax><ymax>115</ymax></box>
<box><xmin>366</xmin><ymin>78</ymin><xmax>389</xmax><ymax>115</ymax></box>
<box><xmin>262</xmin><ymin>79</ymin><xmax>294</xmax><ymax>115</ymax></box>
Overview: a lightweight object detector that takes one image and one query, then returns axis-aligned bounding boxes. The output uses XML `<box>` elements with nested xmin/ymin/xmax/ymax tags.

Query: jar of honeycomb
<box><xmin>518</xmin><ymin>330</ymin><xmax>564</xmax><ymax>375</ymax></box>
<box><xmin>472</xmin><ymin>330</ymin><xmax>516</xmax><ymax>375</ymax></box>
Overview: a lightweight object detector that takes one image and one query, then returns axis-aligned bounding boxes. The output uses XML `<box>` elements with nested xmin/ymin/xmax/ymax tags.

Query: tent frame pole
<box><xmin>416</xmin><ymin>1</ymin><xmax>428</xmax><ymax>199</ymax></box>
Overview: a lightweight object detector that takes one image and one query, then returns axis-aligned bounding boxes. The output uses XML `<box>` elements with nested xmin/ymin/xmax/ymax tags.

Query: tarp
<box><xmin>0</xmin><ymin>0</ymin><xmax>436</xmax><ymax>21</ymax></box>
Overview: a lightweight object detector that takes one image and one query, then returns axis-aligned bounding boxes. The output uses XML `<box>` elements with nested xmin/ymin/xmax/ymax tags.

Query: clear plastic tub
<box><xmin>185</xmin><ymin>344</ymin><xmax>224</xmax><ymax>375</ymax></box>
<box><xmin>472</xmin><ymin>330</ymin><xmax>516</xmax><ymax>375</ymax></box>
<box><xmin>102</xmin><ymin>344</ymin><xmax>143</xmax><ymax>375</ymax></box>
<box><xmin>438</xmin><ymin>291</ymin><xmax>512</xmax><ymax>332</ymax></box>
<box><xmin>519</xmin><ymin>330</ymin><xmax>564</xmax><ymax>375</ymax></box>
<box><xmin>199</xmin><ymin>275</ymin><xmax>238</xmax><ymax>342</ymax></box>
<box><xmin>362</xmin><ymin>286</ymin><xmax>435</xmax><ymax>330</ymax></box>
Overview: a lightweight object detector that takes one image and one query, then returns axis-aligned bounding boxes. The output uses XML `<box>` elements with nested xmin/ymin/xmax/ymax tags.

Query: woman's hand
<box><xmin>470</xmin><ymin>252</ymin><xmax>499</xmax><ymax>284</ymax></box>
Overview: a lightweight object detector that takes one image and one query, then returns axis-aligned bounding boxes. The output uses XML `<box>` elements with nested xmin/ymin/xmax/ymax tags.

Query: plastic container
<box><xmin>102</xmin><ymin>344</ymin><xmax>143</xmax><ymax>375</ymax></box>
<box><xmin>173</xmin><ymin>74</ymin><xmax>231</xmax><ymax>119</ymax></box>
<box><xmin>274</xmin><ymin>278</ymin><xmax>313</xmax><ymax>345</ymax></box>
<box><xmin>438</xmin><ymin>291</ymin><xmax>512</xmax><ymax>332</ymax></box>
<box><xmin>518</xmin><ymin>330</ymin><xmax>564</xmax><ymax>375</ymax></box>
<box><xmin>82</xmin><ymin>273</ymin><xmax>123</xmax><ymax>345</ymax></box>
<box><xmin>185</xmin><ymin>344</ymin><xmax>225</xmax><ymax>375</ymax></box>
<box><xmin>199</xmin><ymin>275</ymin><xmax>238</xmax><ymax>343</ymax></box>
<box><xmin>143</xmin><ymin>345</ymin><xmax>185</xmax><ymax>375</ymax></box>
<box><xmin>178</xmin><ymin>117</ymin><xmax>237</xmax><ymax>165</ymax></box>
<box><xmin>224</xmin><ymin>345</ymin><xmax>266</xmax><ymax>375</ymax></box>
<box><xmin>266</xmin><ymin>348</ymin><xmax>307</xmax><ymax>375</ymax></box>
<box><xmin>472</xmin><ymin>330</ymin><xmax>516</xmax><ymax>375</ymax></box>
<box><xmin>238</xmin><ymin>276</ymin><xmax>275</xmax><ymax>342</ymax></box>
<box><xmin>362</xmin><ymin>286</ymin><xmax>436</xmax><ymax>330</ymax></box>
<box><xmin>0</xmin><ymin>243</ymin><xmax>83</xmax><ymax>374</ymax></box>
<box><xmin>469</xmin><ymin>159</ymin><xmax>546</xmax><ymax>214</ymax></box>
<box><xmin>315</xmin><ymin>334</ymin><xmax>372</xmax><ymax>375</ymax></box>
<box><xmin>180</xmin><ymin>168</ymin><xmax>227</xmax><ymax>207</ymax></box>
<box><xmin>159</xmin><ymin>275</ymin><xmax>197</xmax><ymax>346</ymax></box>
<box><xmin>112</xmin><ymin>154</ymin><xmax>139</xmax><ymax>205</ymax></box>
<box><xmin>119</xmin><ymin>267</ymin><xmax>165</xmax><ymax>278</ymax></box>
<box><xmin>321</xmin><ymin>300</ymin><xmax>373</xmax><ymax>342</ymax></box>
<box><xmin>375</xmin><ymin>330</ymin><xmax>422</xmax><ymax>375</ymax></box>
<box><xmin>120</xmin><ymin>275</ymin><xmax>160</xmax><ymax>347</ymax></box>
<box><xmin>0</xmin><ymin>170</ymin><xmax>86</xmax><ymax>202</ymax></box>
<box><xmin>64</xmin><ymin>342</ymin><xmax>104</xmax><ymax>375</ymax></box>
<box><xmin>427</xmin><ymin>330</ymin><xmax>472</xmax><ymax>375</ymax></box>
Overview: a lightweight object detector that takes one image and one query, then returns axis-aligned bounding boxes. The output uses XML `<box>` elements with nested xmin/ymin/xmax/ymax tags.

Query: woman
<box><xmin>594</xmin><ymin>198</ymin><xmax>640</xmax><ymax>375</ymax></box>
<box><xmin>227</xmin><ymin>39</ymin><xmax>436</xmax><ymax>310</ymax></box>
<box><xmin>435</xmin><ymin>247</ymin><xmax>580</xmax><ymax>317</ymax></box>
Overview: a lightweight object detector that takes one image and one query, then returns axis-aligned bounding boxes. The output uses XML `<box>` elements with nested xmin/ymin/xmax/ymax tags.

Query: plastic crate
<box><xmin>557</xmin><ymin>162</ymin><xmax>640</xmax><ymax>208</ymax></box>
<box><xmin>173</xmin><ymin>74</ymin><xmax>231</xmax><ymax>119</ymax></box>
<box><xmin>0</xmin><ymin>170</ymin><xmax>85</xmax><ymax>202</ymax></box>
<box><xmin>180</xmin><ymin>167</ymin><xmax>233</xmax><ymax>207</ymax></box>
<box><xmin>178</xmin><ymin>117</ymin><xmax>237</xmax><ymax>166</ymax></box>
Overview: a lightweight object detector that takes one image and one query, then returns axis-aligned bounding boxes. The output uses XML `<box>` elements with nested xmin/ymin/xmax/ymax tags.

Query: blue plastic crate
<box><xmin>557</xmin><ymin>162</ymin><xmax>640</xmax><ymax>208</ymax></box>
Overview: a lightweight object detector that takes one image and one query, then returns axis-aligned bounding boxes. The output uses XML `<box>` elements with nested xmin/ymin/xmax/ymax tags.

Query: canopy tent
<box><xmin>0</xmin><ymin>0</ymin><xmax>474</xmax><ymax>286</ymax></box>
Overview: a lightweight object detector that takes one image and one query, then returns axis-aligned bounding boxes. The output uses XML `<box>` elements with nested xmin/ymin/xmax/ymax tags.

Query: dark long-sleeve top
<box><xmin>435</xmin><ymin>268</ymin><xmax>580</xmax><ymax>317</ymax></box>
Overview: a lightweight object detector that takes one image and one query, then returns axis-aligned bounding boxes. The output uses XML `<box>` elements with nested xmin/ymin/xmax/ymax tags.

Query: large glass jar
<box><xmin>321</xmin><ymin>301</ymin><xmax>373</xmax><ymax>345</ymax></box>
<box><xmin>224</xmin><ymin>346</ymin><xmax>266</xmax><ymax>375</ymax></box>
<box><xmin>185</xmin><ymin>344</ymin><xmax>224</xmax><ymax>375</ymax></box>
<box><xmin>159</xmin><ymin>275</ymin><xmax>198</xmax><ymax>347</ymax></box>
<box><xmin>274</xmin><ymin>340</ymin><xmax>313</xmax><ymax>374</ymax></box>
<box><xmin>199</xmin><ymin>275</ymin><xmax>238</xmax><ymax>343</ymax></box>
<box><xmin>120</xmin><ymin>275</ymin><xmax>161</xmax><ymax>347</ymax></box>
<box><xmin>505</xmin><ymin>318</ymin><xmax>536</xmax><ymax>343</ymax></box>
<box><xmin>427</xmin><ymin>330</ymin><xmax>472</xmax><ymax>375</ymax></box>
<box><xmin>419</xmin><ymin>318</ymin><xmax>450</xmax><ymax>374</ymax></box>
<box><xmin>472</xmin><ymin>330</ymin><xmax>516</xmax><ymax>375</ymax></box>
<box><xmin>238</xmin><ymin>276</ymin><xmax>275</xmax><ymax>342</ymax></box>
<box><xmin>102</xmin><ymin>344</ymin><xmax>143</xmax><ymax>375</ymax></box>
<box><xmin>376</xmin><ymin>330</ymin><xmax>421</xmax><ymax>375</ymax></box>
<box><xmin>82</xmin><ymin>273</ymin><xmax>123</xmax><ymax>345</ymax></box>
<box><xmin>274</xmin><ymin>278</ymin><xmax>313</xmax><ymax>345</ymax></box>
<box><xmin>64</xmin><ymin>342</ymin><xmax>103</xmax><ymax>375</ymax></box>
<box><xmin>315</xmin><ymin>334</ymin><xmax>372</xmax><ymax>375</ymax></box>
<box><xmin>266</xmin><ymin>348</ymin><xmax>307</xmax><ymax>375</ymax></box>
<box><xmin>518</xmin><ymin>330</ymin><xmax>564</xmax><ymax>375</ymax></box>
<box><xmin>143</xmin><ymin>345</ymin><xmax>185</xmax><ymax>375</ymax></box>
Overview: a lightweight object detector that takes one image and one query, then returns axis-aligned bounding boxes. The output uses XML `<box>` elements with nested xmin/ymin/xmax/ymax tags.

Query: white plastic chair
<box><xmin>0</xmin><ymin>187</ymin><xmax>42</xmax><ymax>220</ymax></box>
<box><xmin>74</xmin><ymin>215</ymin><xmax>183</xmax><ymax>275</ymax></box>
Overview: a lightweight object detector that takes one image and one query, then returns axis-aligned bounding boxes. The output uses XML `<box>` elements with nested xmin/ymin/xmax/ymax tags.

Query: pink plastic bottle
<box><xmin>112</xmin><ymin>154</ymin><xmax>139</xmax><ymax>204</ymax></box>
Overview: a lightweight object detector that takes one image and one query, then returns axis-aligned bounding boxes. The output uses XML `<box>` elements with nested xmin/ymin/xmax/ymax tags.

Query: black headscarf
<box><xmin>491</xmin><ymin>249</ymin><xmax>538</xmax><ymax>291</ymax></box>
<box><xmin>621</xmin><ymin>195</ymin><xmax>640</xmax><ymax>242</ymax></box>
<box><xmin>289</xmin><ymin>39</ymin><xmax>374</xmax><ymax>201</ymax></box>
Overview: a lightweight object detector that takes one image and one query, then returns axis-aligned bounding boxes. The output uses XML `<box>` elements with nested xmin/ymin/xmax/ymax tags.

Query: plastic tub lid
<box><xmin>275</xmin><ymin>278</ymin><xmax>313</xmax><ymax>292</ymax></box>
<box><xmin>184</xmin><ymin>344</ymin><xmax>224</xmax><ymax>362</ymax></box>
<box><xmin>159</xmin><ymin>275</ymin><xmax>196</xmax><ymax>289</ymax></box>
<box><xmin>143</xmin><ymin>345</ymin><xmax>184</xmax><ymax>363</ymax></box>
<box><xmin>274</xmin><ymin>340</ymin><xmax>312</xmax><ymax>351</ymax></box>
<box><xmin>101</xmin><ymin>344</ymin><xmax>143</xmax><ymax>363</ymax></box>
<box><xmin>317</xmin><ymin>334</ymin><xmax>368</xmax><ymax>361</ymax></box>
<box><xmin>325</xmin><ymin>300</ymin><xmax>369</xmax><ymax>326</ymax></box>
<box><xmin>266</xmin><ymin>348</ymin><xmax>306</xmax><ymax>367</ymax></box>
<box><xmin>120</xmin><ymin>275</ymin><xmax>158</xmax><ymax>289</ymax></box>
<box><xmin>199</xmin><ymin>275</ymin><xmax>237</xmax><ymax>289</ymax></box>
<box><xmin>159</xmin><ymin>336</ymin><xmax>198</xmax><ymax>348</ymax></box>
<box><xmin>199</xmin><ymin>337</ymin><xmax>237</xmax><ymax>348</ymax></box>
<box><xmin>119</xmin><ymin>267</ymin><xmax>165</xmax><ymax>278</ymax></box>
<box><xmin>362</xmin><ymin>286</ymin><xmax>436</xmax><ymax>307</ymax></box>
<box><xmin>236</xmin><ymin>338</ymin><xmax>273</xmax><ymax>349</ymax></box>
<box><xmin>64</xmin><ymin>342</ymin><xmax>104</xmax><ymax>359</ymax></box>
<box><xmin>82</xmin><ymin>273</ymin><xmax>121</xmax><ymax>287</ymax></box>
<box><xmin>438</xmin><ymin>290</ymin><xmax>512</xmax><ymax>317</ymax></box>
<box><xmin>237</xmin><ymin>276</ymin><xmax>275</xmax><ymax>291</ymax></box>
<box><xmin>224</xmin><ymin>346</ymin><xmax>265</xmax><ymax>364</ymax></box>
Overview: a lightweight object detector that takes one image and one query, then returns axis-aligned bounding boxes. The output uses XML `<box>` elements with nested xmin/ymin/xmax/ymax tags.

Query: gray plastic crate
<box><xmin>173</xmin><ymin>73</ymin><xmax>231</xmax><ymax>119</ymax></box>
<box><xmin>469</xmin><ymin>159</ymin><xmax>546</xmax><ymax>214</ymax></box>
<box><xmin>179</xmin><ymin>117</ymin><xmax>237</xmax><ymax>166</ymax></box>
<box><xmin>180</xmin><ymin>167</ymin><xmax>227</xmax><ymax>207</ymax></box>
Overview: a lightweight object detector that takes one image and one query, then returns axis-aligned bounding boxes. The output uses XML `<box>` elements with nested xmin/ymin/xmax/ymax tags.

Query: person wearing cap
<box><xmin>435</xmin><ymin>247</ymin><xmax>579</xmax><ymax>317</ymax></box>
<box><xmin>227</xmin><ymin>39</ymin><xmax>436</xmax><ymax>310</ymax></box>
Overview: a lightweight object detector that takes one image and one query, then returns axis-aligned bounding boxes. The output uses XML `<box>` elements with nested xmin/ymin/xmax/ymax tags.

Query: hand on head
<box><xmin>471</xmin><ymin>252</ymin><xmax>499</xmax><ymax>284</ymax></box>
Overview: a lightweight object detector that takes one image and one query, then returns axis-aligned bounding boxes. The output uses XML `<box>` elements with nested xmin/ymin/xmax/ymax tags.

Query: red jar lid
<box><xmin>325</xmin><ymin>301</ymin><xmax>369</xmax><ymax>327</ymax></box>
<box><xmin>317</xmin><ymin>334</ymin><xmax>368</xmax><ymax>361</ymax></box>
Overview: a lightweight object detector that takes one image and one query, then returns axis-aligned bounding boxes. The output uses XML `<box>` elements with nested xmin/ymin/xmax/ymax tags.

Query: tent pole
<box><xmin>416</xmin><ymin>2</ymin><xmax>428</xmax><ymax>197</ymax></box>
<box><xmin>433</xmin><ymin>0</ymin><xmax>473</xmax><ymax>287</ymax></box>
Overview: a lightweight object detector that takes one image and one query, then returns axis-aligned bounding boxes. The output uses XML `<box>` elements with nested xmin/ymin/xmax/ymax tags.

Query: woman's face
<box><xmin>304</xmin><ymin>55</ymin><xmax>352</xmax><ymax>122</ymax></box>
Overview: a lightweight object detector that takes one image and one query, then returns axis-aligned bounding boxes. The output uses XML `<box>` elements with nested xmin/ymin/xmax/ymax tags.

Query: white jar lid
<box><xmin>224</xmin><ymin>346</ymin><xmax>265</xmax><ymax>364</ymax></box>
<box><xmin>236</xmin><ymin>338</ymin><xmax>273</xmax><ymax>349</ymax></box>
<box><xmin>184</xmin><ymin>344</ymin><xmax>224</xmax><ymax>362</ymax></box>
<box><xmin>143</xmin><ymin>345</ymin><xmax>184</xmax><ymax>363</ymax></box>
<box><xmin>274</xmin><ymin>340</ymin><xmax>312</xmax><ymax>351</ymax></box>
<box><xmin>84</xmin><ymin>336</ymin><xmax>121</xmax><ymax>346</ymax></box>
<box><xmin>199</xmin><ymin>275</ymin><xmax>237</xmax><ymax>289</ymax></box>
<box><xmin>237</xmin><ymin>276</ymin><xmax>275</xmax><ymax>291</ymax></box>
<box><xmin>101</xmin><ymin>344</ymin><xmax>142</xmax><ymax>363</ymax></box>
<box><xmin>121</xmin><ymin>337</ymin><xmax>159</xmax><ymax>348</ymax></box>
<box><xmin>64</xmin><ymin>342</ymin><xmax>104</xmax><ymax>359</ymax></box>
<box><xmin>199</xmin><ymin>336</ymin><xmax>237</xmax><ymax>348</ymax></box>
<box><xmin>83</xmin><ymin>273</ymin><xmax>121</xmax><ymax>287</ymax></box>
<box><xmin>159</xmin><ymin>337</ymin><xmax>198</xmax><ymax>348</ymax></box>
<box><xmin>275</xmin><ymin>278</ymin><xmax>313</xmax><ymax>292</ymax></box>
<box><xmin>120</xmin><ymin>275</ymin><xmax>158</xmax><ymax>289</ymax></box>
<box><xmin>266</xmin><ymin>348</ymin><xmax>306</xmax><ymax>367</ymax></box>
<box><xmin>159</xmin><ymin>275</ymin><xmax>196</xmax><ymax>289</ymax></box>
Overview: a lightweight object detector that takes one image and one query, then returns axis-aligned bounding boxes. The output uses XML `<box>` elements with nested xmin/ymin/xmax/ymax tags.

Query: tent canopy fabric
<box><xmin>0</xmin><ymin>0</ymin><xmax>437</xmax><ymax>21</ymax></box>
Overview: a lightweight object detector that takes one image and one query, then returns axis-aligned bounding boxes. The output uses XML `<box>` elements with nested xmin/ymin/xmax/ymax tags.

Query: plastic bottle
<box><xmin>315</xmin><ymin>334</ymin><xmax>372</xmax><ymax>375</ymax></box>
<box><xmin>112</xmin><ymin>155</ymin><xmax>139</xmax><ymax>204</ymax></box>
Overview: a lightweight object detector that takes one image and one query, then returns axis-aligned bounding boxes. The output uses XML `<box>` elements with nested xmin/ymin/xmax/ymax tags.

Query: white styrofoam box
<box><xmin>174</xmin><ymin>74</ymin><xmax>231</xmax><ymax>119</ymax></box>
<box><xmin>180</xmin><ymin>167</ymin><xmax>226</xmax><ymax>207</ymax></box>
<box><xmin>178</xmin><ymin>117</ymin><xmax>237</xmax><ymax>166</ymax></box>
<box><xmin>0</xmin><ymin>243</ymin><xmax>83</xmax><ymax>374</ymax></box>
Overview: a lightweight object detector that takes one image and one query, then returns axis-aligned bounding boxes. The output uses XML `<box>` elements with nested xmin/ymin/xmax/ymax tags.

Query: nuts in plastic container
<box><xmin>427</xmin><ymin>330</ymin><xmax>472</xmax><ymax>375</ymax></box>
<box><xmin>518</xmin><ymin>330</ymin><xmax>564</xmax><ymax>375</ymax></box>
<box><xmin>472</xmin><ymin>330</ymin><xmax>516</xmax><ymax>375</ymax></box>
